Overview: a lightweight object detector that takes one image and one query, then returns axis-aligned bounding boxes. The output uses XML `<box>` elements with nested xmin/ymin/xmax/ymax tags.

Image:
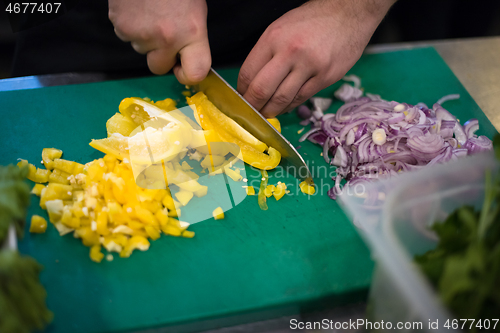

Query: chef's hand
<box><xmin>108</xmin><ymin>0</ymin><xmax>211</xmax><ymax>85</ymax></box>
<box><xmin>237</xmin><ymin>0</ymin><xmax>396</xmax><ymax>118</ymax></box>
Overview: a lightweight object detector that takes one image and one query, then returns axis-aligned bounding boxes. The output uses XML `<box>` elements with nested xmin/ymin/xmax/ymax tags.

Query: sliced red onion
<box><xmin>299</xmin><ymin>118</ymin><xmax>311</xmax><ymax>126</ymax></box>
<box><xmin>464</xmin><ymin>119</ymin><xmax>479</xmax><ymax>139</ymax></box>
<box><xmin>418</xmin><ymin>109</ymin><xmax>427</xmax><ymax>125</ymax></box>
<box><xmin>332</xmin><ymin>145</ymin><xmax>348</xmax><ymax>167</ymax></box>
<box><xmin>310</xmin><ymin>97</ymin><xmax>332</xmax><ymax>113</ymax></box>
<box><xmin>309</xmin><ymin>131</ymin><xmax>328</xmax><ymax>146</ymax></box>
<box><xmin>345</xmin><ymin>129</ymin><xmax>355</xmax><ymax>146</ymax></box>
<box><xmin>436</xmin><ymin>94</ymin><xmax>460</xmax><ymax>105</ymax></box>
<box><xmin>323</xmin><ymin>137</ymin><xmax>333</xmax><ymax>163</ymax></box>
<box><xmin>454</xmin><ymin>122</ymin><xmax>467</xmax><ymax>145</ymax></box>
<box><xmin>334</xmin><ymin>83</ymin><xmax>363</xmax><ymax>102</ymax></box>
<box><xmin>298</xmin><ymin>127</ymin><xmax>321</xmax><ymax>142</ymax></box>
<box><xmin>407</xmin><ymin>132</ymin><xmax>446</xmax><ymax>161</ymax></box>
<box><xmin>297</xmin><ymin>105</ymin><xmax>312</xmax><ymax>119</ymax></box>
<box><xmin>463</xmin><ymin>136</ymin><xmax>493</xmax><ymax>154</ymax></box>
<box><xmin>299</xmin><ymin>84</ymin><xmax>492</xmax><ymax>201</ymax></box>
<box><xmin>342</xmin><ymin>75</ymin><xmax>361</xmax><ymax>89</ymax></box>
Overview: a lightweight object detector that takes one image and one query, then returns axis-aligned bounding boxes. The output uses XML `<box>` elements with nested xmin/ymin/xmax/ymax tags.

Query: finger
<box><xmin>260</xmin><ymin>70</ymin><xmax>313</xmax><ymax>118</ymax></box>
<box><xmin>284</xmin><ymin>77</ymin><xmax>324</xmax><ymax>113</ymax></box>
<box><xmin>237</xmin><ymin>43</ymin><xmax>273</xmax><ymax>95</ymax></box>
<box><xmin>114</xmin><ymin>27</ymin><xmax>130</xmax><ymax>42</ymax></box>
<box><xmin>131</xmin><ymin>41</ymin><xmax>154</xmax><ymax>55</ymax></box>
<box><xmin>242</xmin><ymin>57</ymin><xmax>291</xmax><ymax>111</ymax></box>
<box><xmin>146</xmin><ymin>48</ymin><xmax>178</xmax><ymax>75</ymax></box>
<box><xmin>173</xmin><ymin>39</ymin><xmax>211</xmax><ymax>85</ymax></box>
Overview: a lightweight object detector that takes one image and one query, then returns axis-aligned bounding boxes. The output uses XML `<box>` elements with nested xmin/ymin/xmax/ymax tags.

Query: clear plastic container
<box><xmin>339</xmin><ymin>153</ymin><xmax>498</xmax><ymax>332</ymax></box>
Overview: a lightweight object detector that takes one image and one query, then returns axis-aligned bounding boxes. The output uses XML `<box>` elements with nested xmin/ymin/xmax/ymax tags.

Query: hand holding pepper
<box><xmin>108</xmin><ymin>0</ymin><xmax>211</xmax><ymax>85</ymax></box>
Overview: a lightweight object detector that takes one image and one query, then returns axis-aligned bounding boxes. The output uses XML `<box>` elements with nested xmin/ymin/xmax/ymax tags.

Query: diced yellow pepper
<box><xmin>30</xmin><ymin>215</ymin><xmax>47</xmax><ymax>233</ymax></box>
<box><xmin>141</xmin><ymin>200</ymin><xmax>161</xmax><ymax>214</ymax></box>
<box><xmin>162</xmin><ymin>195</ymin><xmax>182</xmax><ymax>217</ymax></box>
<box><xmin>40</xmin><ymin>183</ymin><xmax>73</xmax><ymax>208</ymax></box>
<box><xmin>174</xmin><ymin>190</ymin><xmax>194</xmax><ymax>206</ymax></box>
<box><xmin>48</xmin><ymin>169</ymin><xmax>71</xmax><ymax>184</ymax></box>
<box><xmin>145</xmin><ymin>225</ymin><xmax>161</xmax><ymax>240</ymax></box>
<box><xmin>273</xmin><ymin>183</ymin><xmax>287</xmax><ymax>201</ymax></box>
<box><xmin>134</xmin><ymin>205</ymin><xmax>158</xmax><ymax>227</ymax></box>
<box><xmin>53</xmin><ymin>159</ymin><xmax>85</xmax><ymax>175</ymax></box>
<box><xmin>213</xmin><ymin>207</ymin><xmax>224</xmax><ymax>220</ymax></box>
<box><xmin>161</xmin><ymin>224</ymin><xmax>182</xmax><ymax>236</ymax></box>
<box><xmin>246</xmin><ymin>186</ymin><xmax>255</xmax><ymax>196</ymax></box>
<box><xmin>17</xmin><ymin>159</ymin><xmax>51</xmax><ymax>183</ymax></box>
<box><xmin>74</xmin><ymin>227</ymin><xmax>100</xmax><ymax>246</ymax></box>
<box><xmin>299</xmin><ymin>181</ymin><xmax>316</xmax><ymax>195</ymax></box>
<box><xmin>182</xmin><ymin>230</ymin><xmax>195</xmax><ymax>238</ymax></box>
<box><xmin>31</xmin><ymin>184</ymin><xmax>46</xmax><ymax>196</ymax></box>
<box><xmin>60</xmin><ymin>206</ymin><xmax>76</xmax><ymax>228</ymax></box>
<box><xmin>120</xmin><ymin>236</ymin><xmax>150</xmax><ymax>258</ymax></box>
<box><xmin>42</xmin><ymin>148</ymin><xmax>63</xmax><ymax>170</ymax></box>
<box><xmin>154</xmin><ymin>208</ymin><xmax>169</xmax><ymax>227</ymax></box>
<box><xmin>45</xmin><ymin>200</ymin><xmax>64</xmax><ymax>224</ymax></box>
<box><xmin>264</xmin><ymin>185</ymin><xmax>275</xmax><ymax>198</ymax></box>
<box><xmin>96</xmin><ymin>211</ymin><xmax>110</xmax><ymax>236</ymax></box>
<box><xmin>224</xmin><ymin>167</ymin><xmax>243</xmax><ymax>182</ymax></box>
<box><xmin>181</xmin><ymin>161</ymin><xmax>193</xmax><ymax>170</ymax></box>
<box><xmin>90</xmin><ymin>245</ymin><xmax>104</xmax><ymax>263</ymax></box>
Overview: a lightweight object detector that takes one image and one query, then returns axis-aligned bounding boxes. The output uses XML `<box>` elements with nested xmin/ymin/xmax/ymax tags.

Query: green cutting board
<box><xmin>0</xmin><ymin>47</ymin><xmax>496</xmax><ymax>333</ymax></box>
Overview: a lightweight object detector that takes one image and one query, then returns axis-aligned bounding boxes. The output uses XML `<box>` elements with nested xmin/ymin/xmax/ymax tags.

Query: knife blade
<box><xmin>192</xmin><ymin>68</ymin><xmax>312</xmax><ymax>182</ymax></box>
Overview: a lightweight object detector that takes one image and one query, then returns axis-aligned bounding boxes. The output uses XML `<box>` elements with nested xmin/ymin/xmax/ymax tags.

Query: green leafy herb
<box><xmin>416</xmin><ymin>136</ymin><xmax>500</xmax><ymax>331</ymax></box>
<box><xmin>0</xmin><ymin>163</ymin><xmax>53</xmax><ymax>332</ymax></box>
<box><xmin>0</xmin><ymin>165</ymin><xmax>31</xmax><ymax>242</ymax></box>
<box><xmin>0</xmin><ymin>250</ymin><xmax>53</xmax><ymax>333</ymax></box>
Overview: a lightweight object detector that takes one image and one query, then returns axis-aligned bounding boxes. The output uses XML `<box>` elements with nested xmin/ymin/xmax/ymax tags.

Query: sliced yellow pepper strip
<box><xmin>188</xmin><ymin>92</ymin><xmax>268</xmax><ymax>152</ymax></box>
<box><xmin>189</xmin><ymin>100</ymin><xmax>281</xmax><ymax>170</ymax></box>
<box><xmin>267</xmin><ymin>118</ymin><xmax>281</xmax><ymax>133</ymax></box>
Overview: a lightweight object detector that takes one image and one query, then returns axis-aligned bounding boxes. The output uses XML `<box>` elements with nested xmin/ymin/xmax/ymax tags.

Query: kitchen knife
<box><xmin>192</xmin><ymin>68</ymin><xmax>312</xmax><ymax>182</ymax></box>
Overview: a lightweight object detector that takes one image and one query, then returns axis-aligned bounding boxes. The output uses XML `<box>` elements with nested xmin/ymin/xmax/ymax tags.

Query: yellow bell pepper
<box><xmin>17</xmin><ymin>159</ymin><xmax>51</xmax><ymax>183</ymax></box>
<box><xmin>31</xmin><ymin>184</ymin><xmax>46</xmax><ymax>196</ymax></box>
<box><xmin>213</xmin><ymin>207</ymin><xmax>224</xmax><ymax>220</ymax></box>
<box><xmin>299</xmin><ymin>180</ymin><xmax>316</xmax><ymax>195</ymax></box>
<box><xmin>267</xmin><ymin>118</ymin><xmax>281</xmax><ymax>133</ymax></box>
<box><xmin>90</xmin><ymin>245</ymin><xmax>104</xmax><ymax>263</ymax></box>
<box><xmin>30</xmin><ymin>215</ymin><xmax>48</xmax><ymax>233</ymax></box>
<box><xmin>52</xmin><ymin>159</ymin><xmax>85</xmax><ymax>175</ymax></box>
<box><xmin>181</xmin><ymin>230</ymin><xmax>195</xmax><ymax>238</ymax></box>
<box><xmin>246</xmin><ymin>186</ymin><xmax>255</xmax><ymax>196</ymax></box>
<box><xmin>48</xmin><ymin>169</ymin><xmax>71</xmax><ymax>184</ymax></box>
<box><xmin>120</xmin><ymin>236</ymin><xmax>150</xmax><ymax>258</ymax></box>
<box><xmin>264</xmin><ymin>185</ymin><xmax>275</xmax><ymax>198</ymax></box>
<box><xmin>273</xmin><ymin>182</ymin><xmax>287</xmax><ymax>201</ymax></box>
<box><xmin>187</xmin><ymin>92</ymin><xmax>281</xmax><ymax>170</ymax></box>
<box><xmin>42</xmin><ymin>148</ymin><xmax>63</xmax><ymax>170</ymax></box>
<box><xmin>188</xmin><ymin>92</ymin><xmax>268</xmax><ymax>152</ymax></box>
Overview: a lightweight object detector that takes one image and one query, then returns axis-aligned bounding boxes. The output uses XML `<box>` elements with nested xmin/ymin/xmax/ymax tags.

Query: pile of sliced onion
<box><xmin>298</xmin><ymin>76</ymin><xmax>493</xmax><ymax>200</ymax></box>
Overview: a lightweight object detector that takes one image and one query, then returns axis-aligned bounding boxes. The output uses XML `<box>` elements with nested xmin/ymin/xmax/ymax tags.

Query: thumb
<box><xmin>174</xmin><ymin>39</ymin><xmax>212</xmax><ymax>85</ymax></box>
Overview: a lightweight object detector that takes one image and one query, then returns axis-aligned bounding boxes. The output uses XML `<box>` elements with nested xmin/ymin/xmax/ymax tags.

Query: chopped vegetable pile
<box><xmin>20</xmin><ymin>92</ymin><xmax>291</xmax><ymax>263</ymax></box>
<box><xmin>298</xmin><ymin>76</ymin><xmax>493</xmax><ymax>199</ymax></box>
<box><xmin>415</xmin><ymin>136</ymin><xmax>500</xmax><ymax>331</ymax></box>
